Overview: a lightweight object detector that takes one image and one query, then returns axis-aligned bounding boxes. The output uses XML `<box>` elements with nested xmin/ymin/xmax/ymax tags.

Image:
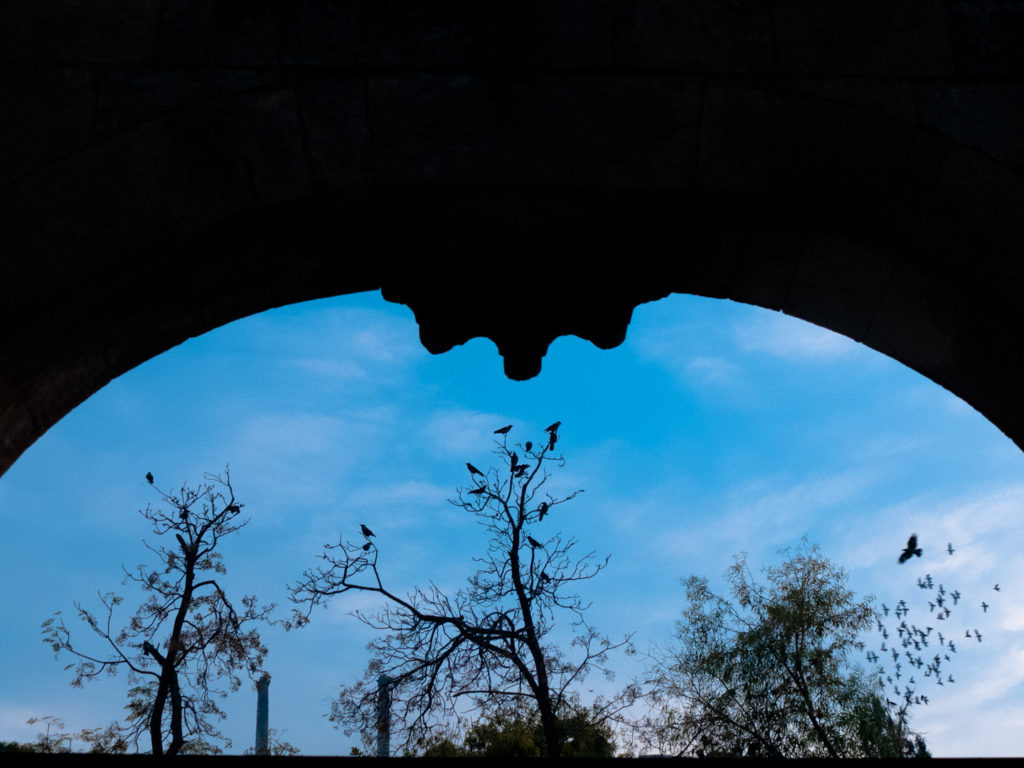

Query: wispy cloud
<box><xmin>734</xmin><ymin>311</ymin><xmax>862</xmax><ymax>361</ymax></box>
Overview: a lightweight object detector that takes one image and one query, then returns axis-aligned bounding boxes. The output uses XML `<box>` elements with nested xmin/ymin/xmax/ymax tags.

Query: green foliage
<box><xmin>421</xmin><ymin>699</ymin><xmax>616</xmax><ymax>758</ymax></box>
<box><xmin>641</xmin><ymin>541</ymin><xmax>925</xmax><ymax>758</ymax></box>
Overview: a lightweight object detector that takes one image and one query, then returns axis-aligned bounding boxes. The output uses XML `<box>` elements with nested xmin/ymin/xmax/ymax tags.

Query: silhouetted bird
<box><xmin>467</xmin><ymin>463</ymin><xmax>483</xmax><ymax>476</ymax></box>
<box><xmin>146</xmin><ymin>472</ymin><xmax>154</xmax><ymax>484</ymax></box>
<box><xmin>494</xmin><ymin>425</ymin><xmax>512</xmax><ymax>435</ymax></box>
<box><xmin>527</xmin><ymin>536</ymin><xmax>542</xmax><ymax>548</ymax></box>
<box><xmin>469</xmin><ymin>485</ymin><xmax>487</xmax><ymax>495</ymax></box>
<box><xmin>544</xmin><ymin>421</ymin><xmax>561</xmax><ymax>433</ymax></box>
<box><xmin>510</xmin><ymin>452</ymin><xmax>518</xmax><ymax>469</ymax></box>
<box><xmin>515</xmin><ymin>464</ymin><xmax>529</xmax><ymax>477</ymax></box>
<box><xmin>538</xmin><ymin>502</ymin><xmax>549</xmax><ymax>521</ymax></box>
<box><xmin>981</xmin><ymin>602</ymin><xmax>989</xmax><ymax>612</ymax></box>
<box><xmin>540</xmin><ymin>571</ymin><xmax>550</xmax><ymax>582</ymax></box>
<box><xmin>525</xmin><ymin>441</ymin><xmax>533</xmax><ymax>452</ymax></box>
<box><xmin>548</xmin><ymin>432</ymin><xmax>558</xmax><ymax>451</ymax></box>
<box><xmin>947</xmin><ymin>542</ymin><xmax>955</xmax><ymax>555</ymax></box>
<box><xmin>179</xmin><ymin>509</ymin><xmax>188</xmax><ymax>521</ymax></box>
<box><xmin>362</xmin><ymin>542</ymin><xmax>372</xmax><ymax>551</ymax></box>
<box><xmin>360</xmin><ymin>524</ymin><xmax>375</xmax><ymax>538</ymax></box>
<box><xmin>899</xmin><ymin>534</ymin><xmax>922</xmax><ymax>563</ymax></box>
<box><xmin>994</xmin><ymin>584</ymin><xmax>1001</xmax><ymax>591</ymax></box>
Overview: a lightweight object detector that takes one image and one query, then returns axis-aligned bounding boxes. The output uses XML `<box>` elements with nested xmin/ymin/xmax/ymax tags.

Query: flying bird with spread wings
<box><xmin>899</xmin><ymin>534</ymin><xmax>922</xmax><ymax>564</ymax></box>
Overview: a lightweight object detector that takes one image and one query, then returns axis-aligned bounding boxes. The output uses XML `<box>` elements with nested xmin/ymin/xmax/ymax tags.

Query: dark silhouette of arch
<box><xmin>2</xmin><ymin>1</ymin><xmax>1024</xmax><ymax>476</ymax></box>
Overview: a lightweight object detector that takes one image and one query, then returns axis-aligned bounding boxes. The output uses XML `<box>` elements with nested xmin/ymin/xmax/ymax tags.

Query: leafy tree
<box><xmin>42</xmin><ymin>470</ymin><xmax>274</xmax><ymax>755</ymax></box>
<box><xmin>421</xmin><ymin>696</ymin><xmax>616</xmax><ymax>757</ymax></box>
<box><xmin>289</xmin><ymin>424</ymin><xmax>634</xmax><ymax>757</ymax></box>
<box><xmin>638</xmin><ymin>542</ymin><xmax>926</xmax><ymax>757</ymax></box>
<box><xmin>243</xmin><ymin>728</ymin><xmax>302</xmax><ymax>756</ymax></box>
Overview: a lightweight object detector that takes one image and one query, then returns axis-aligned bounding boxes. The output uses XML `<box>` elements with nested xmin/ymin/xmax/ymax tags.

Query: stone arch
<box><xmin>2</xmin><ymin>1</ymin><xmax>1024</xmax><ymax>475</ymax></box>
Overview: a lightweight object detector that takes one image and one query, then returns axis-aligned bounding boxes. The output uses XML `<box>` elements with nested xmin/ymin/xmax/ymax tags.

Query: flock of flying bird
<box><xmin>357</xmin><ymin>422</ymin><xmax>562</xmax><ymax>553</ymax></box>
<box><xmin>862</xmin><ymin>533</ymin><xmax>997</xmax><ymax>712</ymax></box>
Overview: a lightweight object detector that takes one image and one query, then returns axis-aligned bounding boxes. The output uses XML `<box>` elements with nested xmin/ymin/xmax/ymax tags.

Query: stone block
<box><xmin>784</xmin><ymin>233</ymin><xmax>897</xmax><ymax>342</ymax></box>
<box><xmin>917</xmin><ymin>83</ymin><xmax>1024</xmax><ymax>174</ymax></box>
<box><xmin>160</xmin><ymin>0</ymin><xmax>282</xmax><ymax>67</ymax></box>
<box><xmin>354</xmin><ymin>0</ymin><xmax>498</xmax><ymax>70</ymax></box>
<box><xmin>728</xmin><ymin>225</ymin><xmax>806</xmax><ymax>311</ymax></box>
<box><xmin>948</xmin><ymin>0</ymin><xmax>1024</xmax><ymax>76</ymax></box>
<box><xmin>775</xmin><ymin>0</ymin><xmax>953</xmax><ymax>75</ymax></box>
<box><xmin>96</xmin><ymin>68</ymin><xmax>275</xmax><ymax>134</ymax></box>
<box><xmin>612</xmin><ymin>0</ymin><xmax>773</xmax><ymax>72</ymax></box>
<box><xmin>368</xmin><ymin>74</ymin><xmax>700</xmax><ymax>186</ymax></box>
<box><xmin>496</xmin><ymin>0</ymin><xmax>613</xmax><ymax>71</ymax></box>
<box><xmin>0</xmin><ymin>64</ymin><xmax>98</xmax><ymax>186</ymax></box>
<box><xmin>280</xmin><ymin>0</ymin><xmax>361</xmax><ymax>67</ymax></box>
<box><xmin>294</xmin><ymin>78</ymin><xmax>371</xmax><ymax>189</ymax></box>
<box><xmin>0</xmin><ymin>0</ymin><xmax>160</xmax><ymax>63</ymax></box>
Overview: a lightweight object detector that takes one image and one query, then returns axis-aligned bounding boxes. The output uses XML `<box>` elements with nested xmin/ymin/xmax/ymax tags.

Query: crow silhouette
<box><xmin>527</xmin><ymin>536</ymin><xmax>542</xmax><ymax>548</ymax></box>
<box><xmin>548</xmin><ymin>432</ymin><xmax>558</xmax><ymax>451</ymax></box>
<box><xmin>982</xmin><ymin>601</ymin><xmax>989</xmax><ymax>612</ymax></box>
<box><xmin>994</xmin><ymin>584</ymin><xmax>1001</xmax><ymax>592</ymax></box>
<box><xmin>544</xmin><ymin>421</ymin><xmax>561</xmax><ymax>433</ymax></box>
<box><xmin>525</xmin><ymin>441</ymin><xmax>533</xmax><ymax>452</ymax></box>
<box><xmin>538</xmin><ymin>502</ymin><xmax>549</xmax><ymax>521</ymax></box>
<box><xmin>899</xmin><ymin>534</ymin><xmax>922</xmax><ymax>563</ymax></box>
<box><xmin>146</xmin><ymin>472</ymin><xmax>154</xmax><ymax>484</ymax></box>
<box><xmin>468</xmin><ymin>485</ymin><xmax>487</xmax><ymax>495</ymax></box>
<box><xmin>360</xmin><ymin>524</ymin><xmax>375</xmax><ymax>538</ymax></box>
<box><xmin>494</xmin><ymin>425</ymin><xmax>512</xmax><ymax>435</ymax></box>
<box><xmin>362</xmin><ymin>542</ymin><xmax>372</xmax><ymax>551</ymax></box>
<box><xmin>467</xmin><ymin>463</ymin><xmax>483</xmax><ymax>476</ymax></box>
<box><xmin>947</xmin><ymin>542</ymin><xmax>955</xmax><ymax>555</ymax></box>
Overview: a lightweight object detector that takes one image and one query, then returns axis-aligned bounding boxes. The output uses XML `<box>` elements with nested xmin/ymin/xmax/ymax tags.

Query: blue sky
<box><xmin>2</xmin><ymin>290</ymin><xmax>1023</xmax><ymax>755</ymax></box>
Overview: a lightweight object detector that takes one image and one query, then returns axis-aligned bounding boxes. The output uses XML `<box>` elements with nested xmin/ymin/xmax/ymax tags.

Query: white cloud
<box><xmin>734</xmin><ymin>311</ymin><xmax>862</xmax><ymax>361</ymax></box>
<box><xmin>685</xmin><ymin>356</ymin><xmax>740</xmax><ymax>386</ymax></box>
<box><xmin>421</xmin><ymin>408</ymin><xmax>515</xmax><ymax>457</ymax></box>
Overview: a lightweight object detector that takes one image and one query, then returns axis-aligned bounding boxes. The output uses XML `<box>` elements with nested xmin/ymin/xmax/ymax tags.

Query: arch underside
<box><xmin>3</xmin><ymin>2</ymin><xmax>1024</xmax><ymax>475</ymax></box>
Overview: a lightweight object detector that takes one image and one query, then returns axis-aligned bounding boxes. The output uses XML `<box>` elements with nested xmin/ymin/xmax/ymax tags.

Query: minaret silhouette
<box><xmin>255</xmin><ymin>673</ymin><xmax>270</xmax><ymax>755</ymax></box>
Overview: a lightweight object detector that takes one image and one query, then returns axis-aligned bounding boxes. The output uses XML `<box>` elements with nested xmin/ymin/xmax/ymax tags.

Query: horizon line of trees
<box><xmin>23</xmin><ymin>429</ymin><xmax>941</xmax><ymax>757</ymax></box>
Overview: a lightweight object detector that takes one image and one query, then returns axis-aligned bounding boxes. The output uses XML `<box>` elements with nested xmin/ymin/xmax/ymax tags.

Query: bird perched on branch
<box><xmin>469</xmin><ymin>485</ymin><xmax>487</xmax><ymax>495</ymax></box>
<box><xmin>538</xmin><ymin>502</ymin><xmax>549</xmax><ymax>521</ymax></box>
<box><xmin>544</xmin><ymin>421</ymin><xmax>561</xmax><ymax>434</ymax></box>
<box><xmin>527</xmin><ymin>536</ymin><xmax>542</xmax><ymax>548</ymax></box>
<box><xmin>146</xmin><ymin>472</ymin><xmax>154</xmax><ymax>484</ymax></box>
<box><xmin>494</xmin><ymin>425</ymin><xmax>512</xmax><ymax>435</ymax></box>
<box><xmin>360</xmin><ymin>524</ymin><xmax>375</xmax><ymax>538</ymax></box>
<box><xmin>467</xmin><ymin>462</ymin><xmax>483</xmax><ymax>476</ymax></box>
<box><xmin>899</xmin><ymin>534</ymin><xmax>922</xmax><ymax>563</ymax></box>
<box><xmin>525</xmin><ymin>441</ymin><xmax>533</xmax><ymax>452</ymax></box>
<box><xmin>362</xmin><ymin>542</ymin><xmax>372</xmax><ymax>551</ymax></box>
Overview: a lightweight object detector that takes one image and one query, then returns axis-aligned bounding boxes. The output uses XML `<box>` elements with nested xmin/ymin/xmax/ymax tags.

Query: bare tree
<box><xmin>289</xmin><ymin>424</ymin><xmax>634</xmax><ymax>757</ymax></box>
<box><xmin>42</xmin><ymin>470</ymin><xmax>274</xmax><ymax>755</ymax></box>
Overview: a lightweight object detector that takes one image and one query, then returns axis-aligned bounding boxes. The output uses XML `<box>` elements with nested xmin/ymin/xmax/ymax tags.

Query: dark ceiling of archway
<box><xmin>2</xmin><ymin>0</ymin><xmax>1024</xmax><ymax>475</ymax></box>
